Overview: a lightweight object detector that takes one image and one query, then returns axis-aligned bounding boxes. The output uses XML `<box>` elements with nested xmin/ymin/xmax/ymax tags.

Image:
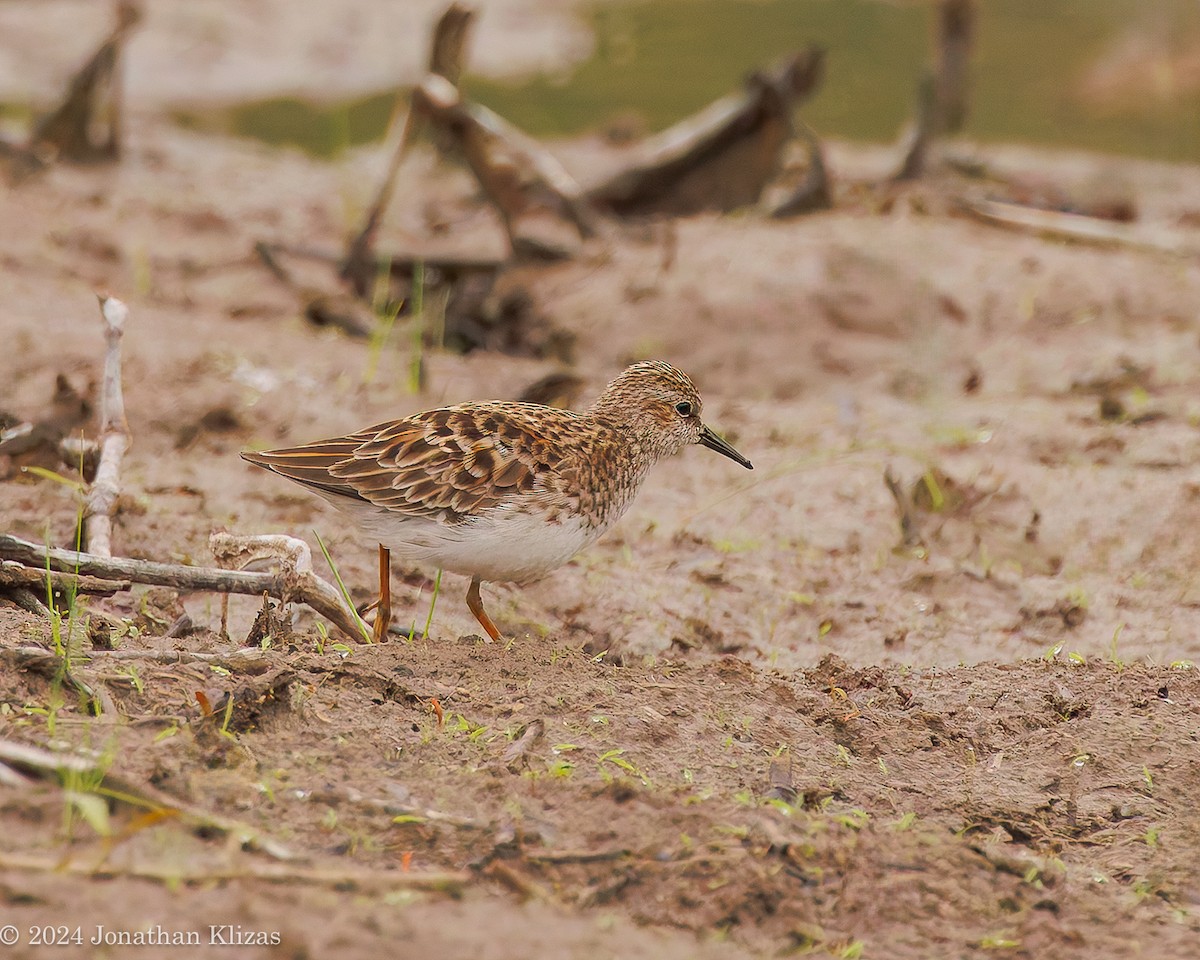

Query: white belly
<box><xmin>327</xmin><ymin>497</ymin><xmax>600</xmax><ymax>584</ymax></box>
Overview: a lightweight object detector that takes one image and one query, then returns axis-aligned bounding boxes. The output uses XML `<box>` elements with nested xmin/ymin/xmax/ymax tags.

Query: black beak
<box><xmin>699</xmin><ymin>425</ymin><xmax>753</xmax><ymax>469</ymax></box>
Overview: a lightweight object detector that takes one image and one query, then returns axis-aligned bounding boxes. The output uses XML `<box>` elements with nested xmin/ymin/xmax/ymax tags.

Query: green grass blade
<box><xmin>313</xmin><ymin>530</ymin><xmax>373</xmax><ymax>644</ymax></box>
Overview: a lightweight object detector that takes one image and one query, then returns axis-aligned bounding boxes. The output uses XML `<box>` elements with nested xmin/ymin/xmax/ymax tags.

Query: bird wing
<box><xmin>242</xmin><ymin>403</ymin><xmax>581</xmax><ymax>524</ymax></box>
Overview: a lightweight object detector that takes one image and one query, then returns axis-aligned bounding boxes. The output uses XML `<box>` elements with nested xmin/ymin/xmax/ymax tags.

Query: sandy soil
<box><xmin>2</xmin><ymin>3</ymin><xmax>1200</xmax><ymax>958</ymax></box>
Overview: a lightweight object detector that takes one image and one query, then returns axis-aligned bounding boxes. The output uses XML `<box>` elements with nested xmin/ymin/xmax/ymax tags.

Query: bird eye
<box><xmin>675</xmin><ymin>401</ymin><xmax>693</xmax><ymax>417</ymax></box>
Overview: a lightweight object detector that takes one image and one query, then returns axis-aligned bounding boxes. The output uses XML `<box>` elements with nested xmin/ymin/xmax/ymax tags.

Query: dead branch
<box><xmin>0</xmin><ymin>373</ymin><xmax>95</xmax><ymax>479</ymax></box>
<box><xmin>1</xmin><ymin>587</ymin><xmax>48</xmax><ymax>616</ymax></box>
<box><xmin>252</xmin><ymin>242</ymin><xmax>378</xmax><ymax>339</ymax></box>
<box><xmin>525</xmin><ymin>848</ymin><xmax>631</xmax><ymax>865</ymax></box>
<box><xmin>958</xmin><ymin>198</ymin><xmax>1200</xmax><ymax>256</ymax></box>
<box><xmin>28</xmin><ymin>2</ymin><xmax>142</xmax><ymax>165</ymax></box>
<box><xmin>0</xmin><ymin>851</ymin><xmax>469</xmax><ymax>893</ymax></box>
<box><xmin>86</xmin><ymin>295</ymin><xmax>130</xmax><ymax>558</ymax></box>
<box><xmin>895</xmin><ymin>0</ymin><xmax>976</xmax><ymax>180</ymax></box>
<box><xmin>934</xmin><ymin>0</ymin><xmax>976</xmax><ymax>136</ymax></box>
<box><xmin>210</xmin><ymin>532</ymin><xmax>371</xmax><ymax>641</ymax></box>
<box><xmin>895</xmin><ymin>74</ymin><xmax>937</xmax><ymax>182</ymax></box>
<box><xmin>0</xmin><ymin>533</ymin><xmax>368</xmax><ymax>641</ymax></box>
<box><xmin>0</xmin><ymin>737</ymin><xmax>294</xmax><ymax>860</ymax></box>
<box><xmin>343</xmin><ymin>4</ymin><xmax>479</xmax><ymax>287</ymax></box>
<box><xmin>0</xmin><ymin>561</ymin><xmax>130</xmax><ymax>596</ymax></box>
<box><xmin>768</xmin><ymin>120</ymin><xmax>832</xmax><ymax>218</ymax></box>
<box><xmin>5</xmin><ymin>645</ymin><xmax>273</xmax><ymax>674</ymax></box>
<box><xmin>412</xmin><ymin>74</ymin><xmax>597</xmax><ymax>260</ymax></box>
<box><xmin>501</xmin><ymin>718</ymin><xmax>545</xmax><ymax>769</ymax></box>
<box><xmin>198</xmin><ymin>667</ymin><xmax>295</xmax><ymax>734</ymax></box>
<box><xmin>587</xmin><ymin>48</ymin><xmax>825</xmax><ymax>218</ymax></box>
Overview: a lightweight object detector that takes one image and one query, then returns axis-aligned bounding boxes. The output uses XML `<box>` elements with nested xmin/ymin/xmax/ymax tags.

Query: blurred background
<box><xmin>181</xmin><ymin>0</ymin><xmax>1200</xmax><ymax>162</ymax></box>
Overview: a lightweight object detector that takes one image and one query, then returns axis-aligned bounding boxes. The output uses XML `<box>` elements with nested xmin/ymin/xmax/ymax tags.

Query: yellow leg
<box><xmin>465</xmin><ymin>576</ymin><xmax>502</xmax><ymax>643</ymax></box>
<box><xmin>372</xmin><ymin>545</ymin><xmax>392</xmax><ymax>643</ymax></box>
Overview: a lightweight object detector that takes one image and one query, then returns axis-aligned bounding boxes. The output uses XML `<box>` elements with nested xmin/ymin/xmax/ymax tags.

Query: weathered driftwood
<box><xmin>586</xmin><ymin>47</ymin><xmax>825</xmax><ymax>218</ymax></box>
<box><xmin>934</xmin><ymin>0</ymin><xmax>975</xmax><ymax>135</ymax></box>
<box><xmin>27</xmin><ymin>2</ymin><xmax>141</xmax><ymax>165</ymax></box>
<box><xmin>412</xmin><ymin>73</ymin><xmax>598</xmax><ymax>260</ymax></box>
<box><xmin>342</xmin><ymin>3</ymin><xmax>478</xmax><ymax>288</ymax></box>
<box><xmin>7</xmin><ymin>644</ymin><xmax>272</xmax><ymax>674</ymax></box>
<box><xmin>0</xmin><ymin>560</ymin><xmax>129</xmax><ymax>596</ymax></box>
<box><xmin>0</xmin><ymin>534</ymin><xmax>368</xmax><ymax>641</ymax></box>
<box><xmin>958</xmin><ymin>198</ymin><xmax>1200</xmax><ymax>256</ymax></box>
<box><xmin>0</xmin><ymin>736</ymin><xmax>294</xmax><ymax>861</ymax></box>
<box><xmin>768</xmin><ymin>120</ymin><xmax>832</xmax><ymax>218</ymax></box>
<box><xmin>86</xmin><ymin>296</ymin><xmax>130</xmax><ymax>557</ymax></box>
<box><xmin>0</xmin><ymin>374</ymin><xmax>95</xmax><ymax>476</ymax></box>
<box><xmin>0</xmin><ymin>851</ymin><xmax>469</xmax><ymax>893</ymax></box>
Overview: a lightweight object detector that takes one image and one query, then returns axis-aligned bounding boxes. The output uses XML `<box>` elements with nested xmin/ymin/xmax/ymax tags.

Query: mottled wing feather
<box><xmin>243</xmin><ymin>404</ymin><xmax>584</xmax><ymax>524</ymax></box>
<box><xmin>241</xmin><ymin>437</ymin><xmax>368</xmax><ymax>501</ymax></box>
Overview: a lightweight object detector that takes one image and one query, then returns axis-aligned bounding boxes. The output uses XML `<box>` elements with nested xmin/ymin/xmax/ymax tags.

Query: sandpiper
<box><xmin>242</xmin><ymin>360</ymin><xmax>752</xmax><ymax>642</ymax></box>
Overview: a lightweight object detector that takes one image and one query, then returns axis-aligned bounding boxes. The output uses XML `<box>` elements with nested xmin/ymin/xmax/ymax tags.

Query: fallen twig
<box><xmin>587</xmin><ymin>48</ymin><xmax>825</xmax><ymax>217</ymax></box>
<box><xmin>0</xmin><ymin>560</ymin><xmax>130</xmax><ymax>596</ymax></box>
<box><xmin>4</xmin><ymin>645</ymin><xmax>273</xmax><ymax>674</ymax></box>
<box><xmin>1</xmin><ymin>587</ymin><xmax>48</xmax><ymax>616</ymax></box>
<box><xmin>0</xmin><ymin>737</ymin><xmax>294</xmax><ymax>861</ymax></box>
<box><xmin>768</xmin><ymin>120</ymin><xmax>832</xmax><ymax>218</ymax></box>
<box><xmin>958</xmin><ymin>198</ymin><xmax>1200</xmax><ymax>256</ymax></box>
<box><xmin>27</xmin><ymin>2</ymin><xmax>141</xmax><ymax>165</ymax></box>
<box><xmin>0</xmin><ymin>534</ymin><xmax>367</xmax><ymax>641</ymax></box>
<box><xmin>501</xmin><ymin>718</ymin><xmax>545</xmax><ymax>769</ymax></box>
<box><xmin>525</xmin><ymin>848</ymin><xmax>631</xmax><ymax>865</ymax></box>
<box><xmin>0</xmin><ymin>851</ymin><xmax>468</xmax><ymax>893</ymax></box>
<box><xmin>86</xmin><ymin>295</ymin><xmax>130</xmax><ymax>558</ymax></box>
<box><xmin>0</xmin><ymin>646</ymin><xmax>108</xmax><ymax>711</ymax></box>
<box><xmin>486</xmin><ymin>860</ymin><xmax>562</xmax><ymax>907</ymax></box>
<box><xmin>895</xmin><ymin>0</ymin><xmax>975</xmax><ymax>180</ymax></box>
<box><xmin>412</xmin><ymin>74</ymin><xmax>597</xmax><ymax>259</ymax></box>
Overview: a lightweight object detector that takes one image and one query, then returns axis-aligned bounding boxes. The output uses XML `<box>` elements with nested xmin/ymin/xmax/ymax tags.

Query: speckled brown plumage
<box><xmin>242</xmin><ymin>360</ymin><xmax>752</xmax><ymax>642</ymax></box>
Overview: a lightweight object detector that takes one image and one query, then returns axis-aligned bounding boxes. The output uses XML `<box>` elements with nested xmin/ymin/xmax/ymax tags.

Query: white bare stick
<box><xmin>0</xmin><ymin>851</ymin><xmax>468</xmax><ymax>892</ymax></box>
<box><xmin>86</xmin><ymin>295</ymin><xmax>130</xmax><ymax>557</ymax></box>
<box><xmin>211</xmin><ymin>532</ymin><xmax>371</xmax><ymax>641</ymax></box>
<box><xmin>957</xmin><ymin>198</ymin><xmax>1200</xmax><ymax>257</ymax></box>
<box><xmin>0</xmin><ymin>534</ymin><xmax>368</xmax><ymax>641</ymax></box>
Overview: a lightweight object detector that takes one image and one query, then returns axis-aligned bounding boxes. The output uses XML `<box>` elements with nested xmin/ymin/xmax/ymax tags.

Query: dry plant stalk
<box><xmin>86</xmin><ymin>295</ymin><xmax>130</xmax><ymax>558</ymax></box>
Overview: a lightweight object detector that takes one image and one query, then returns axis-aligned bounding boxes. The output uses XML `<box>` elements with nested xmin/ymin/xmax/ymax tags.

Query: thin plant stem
<box><xmin>313</xmin><ymin>530</ymin><xmax>373</xmax><ymax>644</ymax></box>
<box><xmin>422</xmin><ymin>569</ymin><xmax>442</xmax><ymax>640</ymax></box>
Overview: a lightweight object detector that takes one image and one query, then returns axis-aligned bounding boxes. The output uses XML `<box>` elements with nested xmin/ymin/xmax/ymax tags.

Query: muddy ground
<box><xmin>2</xmin><ymin>3</ymin><xmax>1200</xmax><ymax>958</ymax></box>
